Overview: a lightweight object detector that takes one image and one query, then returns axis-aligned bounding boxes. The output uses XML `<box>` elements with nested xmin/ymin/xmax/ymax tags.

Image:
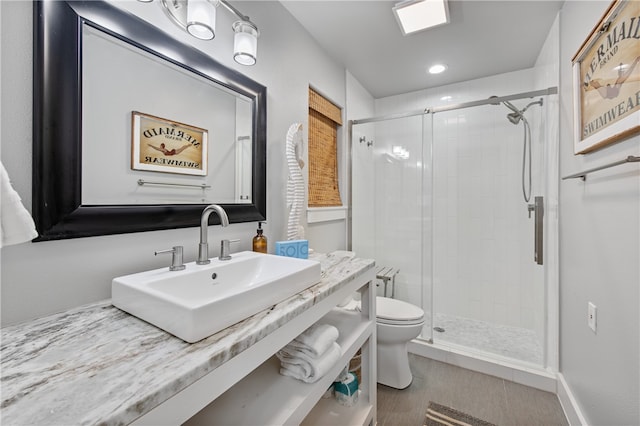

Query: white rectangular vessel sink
<box><xmin>112</xmin><ymin>251</ymin><xmax>321</xmax><ymax>343</ymax></box>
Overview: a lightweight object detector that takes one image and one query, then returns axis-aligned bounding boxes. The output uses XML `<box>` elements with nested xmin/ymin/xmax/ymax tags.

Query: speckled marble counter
<box><xmin>1</xmin><ymin>252</ymin><xmax>374</xmax><ymax>426</ymax></box>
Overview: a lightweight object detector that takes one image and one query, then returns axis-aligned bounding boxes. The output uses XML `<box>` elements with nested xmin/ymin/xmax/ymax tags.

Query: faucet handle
<box><xmin>219</xmin><ymin>239</ymin><xmax>240</xmax><ymax>261</ymax></box>
<box><xmin>155</xmin><ymin>246</ymin><xmax>186</xmax><ymax>271</ymax></box>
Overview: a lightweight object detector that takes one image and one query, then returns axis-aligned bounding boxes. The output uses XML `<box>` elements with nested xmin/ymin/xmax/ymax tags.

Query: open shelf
<box><xmin>185</xmin><ymin>309</ymin><xmax>373</xmax><ymax>426</ymax></box>
<box><xmin>301</xmin><ymin>392</ymin><xmax>373</xmax><ymax>426</ymax></box>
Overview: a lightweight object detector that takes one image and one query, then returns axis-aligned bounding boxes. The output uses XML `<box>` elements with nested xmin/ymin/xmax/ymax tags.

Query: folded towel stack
<box><xmin>277</xmin><ymin>323</ymin><xmax>341</xmax><ymax>384</ymax></box>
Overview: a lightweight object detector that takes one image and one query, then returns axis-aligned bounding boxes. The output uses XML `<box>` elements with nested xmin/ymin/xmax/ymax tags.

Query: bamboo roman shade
<box><xmin>308</xmin><ymin>88</ymin><xmax>343</xmax><ymax>207</ymax></box>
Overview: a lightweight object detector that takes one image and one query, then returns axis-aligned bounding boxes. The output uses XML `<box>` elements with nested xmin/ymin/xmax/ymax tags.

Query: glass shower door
<box><xmin>351</xmin><ymin>114</ymin><xmax>433</xmax><ymax>341</ymax></box>
<box><xmin>351</xmin><ymin>90</ymin><xmax>556</xmax><ymax>369</ymax></box>
<box><xmin>430</xmin><ymin>100</ymin><xmax>548</xmax><ymax>366</ymax></box>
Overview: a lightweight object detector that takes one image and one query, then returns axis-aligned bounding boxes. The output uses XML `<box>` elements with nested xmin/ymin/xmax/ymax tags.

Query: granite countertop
<box><xmin>1</xmin><ymin>252</ymin><xmax>374</xmax><ymax>426</ymax></box>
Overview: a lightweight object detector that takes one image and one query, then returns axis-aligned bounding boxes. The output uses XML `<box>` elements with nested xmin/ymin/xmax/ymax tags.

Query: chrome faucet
<box><xmin>197</xmin><ymin>204</ymin><xmax>229</xmax><ymax>264</ymax></box>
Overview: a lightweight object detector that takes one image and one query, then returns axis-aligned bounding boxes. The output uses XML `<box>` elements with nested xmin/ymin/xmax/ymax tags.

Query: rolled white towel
<box><xmin>287</xmin><ymin>323</ymin><xmax>339</xmax><ymax>358</ymax></box>
<box><xmin>279</xmin><ymin>342</ymin><xmax>341</xmax><ymax>383</ymax></box>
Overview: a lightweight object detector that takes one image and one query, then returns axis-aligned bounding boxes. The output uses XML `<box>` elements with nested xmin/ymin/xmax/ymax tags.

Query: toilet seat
<box><xmin>376</xmin><ymin>297</ymin><xmax>424</xmax><ymax>326</ymax></box>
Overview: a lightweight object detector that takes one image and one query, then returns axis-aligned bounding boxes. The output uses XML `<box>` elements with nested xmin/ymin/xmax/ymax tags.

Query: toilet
<box><xmin>375</xmin><ymin>296</ymin><xmax>425</xmax><ymax>389</ymax></box>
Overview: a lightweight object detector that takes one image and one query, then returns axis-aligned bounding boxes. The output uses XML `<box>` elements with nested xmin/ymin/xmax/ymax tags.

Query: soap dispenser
<box><xmin>252</xmin><ymin>222</ymin><xmax>267</xmax><ymax>253</ymax></box>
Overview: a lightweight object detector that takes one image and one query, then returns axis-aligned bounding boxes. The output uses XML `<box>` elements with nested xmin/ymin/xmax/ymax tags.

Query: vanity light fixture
<box><xmin>186</xmin><ymin>0</ymin><xmax>216</xmax><ymax>40</ymax></box>
<box><xmin>156</xmin><ymin>0</ymin><xmax>260</xmax><ymax>65</ymax></box>
<box><xmin>232</xmin><ymin>21</ymin><xmax>259</xmax><ymax>66</ymax></box>
<box><xmin>393</xmin><ymin>0</ymin><xmax>449</xmax><ymax>36</ymax></box>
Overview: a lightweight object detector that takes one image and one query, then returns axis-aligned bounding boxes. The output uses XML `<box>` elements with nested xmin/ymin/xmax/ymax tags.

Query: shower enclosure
<box><xmin>351</xmin><ymin>88</ymin><xmax>558</xmax><ymax>368</ymax></box>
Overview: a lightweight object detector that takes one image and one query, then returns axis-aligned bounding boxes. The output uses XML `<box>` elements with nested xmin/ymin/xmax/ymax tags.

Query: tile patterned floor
<box><xmin>432</xmin><ymin>313</ymin><xmax>543</xmax><ymax>365</ymax></box>
<box><xmin>376</xmin><ymin>354</ymin><xmax>568</xmax><ymax>426</ymax></box>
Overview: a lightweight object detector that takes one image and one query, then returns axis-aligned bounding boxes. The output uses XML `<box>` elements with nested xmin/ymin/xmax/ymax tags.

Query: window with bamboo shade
<box><xmin>308</xmin><ymin>87</ymin><xmax>343</xmax><ymax>207</ymax></box>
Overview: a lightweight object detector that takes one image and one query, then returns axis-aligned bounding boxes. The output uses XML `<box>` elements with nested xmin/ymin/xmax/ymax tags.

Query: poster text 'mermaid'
<box><xmin>142</xmin><ymin>127</ymin><xmax>201</xmax><ymax>147</ymax></box>
<box><xmin>583</xmin><ymin>14</ymin><xmax>640</xmax><ymax>86</ymax></box>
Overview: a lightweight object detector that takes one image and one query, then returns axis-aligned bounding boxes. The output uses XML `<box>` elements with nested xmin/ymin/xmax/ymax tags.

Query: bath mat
<box><xmin>424</xmin><ymin>401</ymin><xmax>497</xmax><ymax>426</ymax></box>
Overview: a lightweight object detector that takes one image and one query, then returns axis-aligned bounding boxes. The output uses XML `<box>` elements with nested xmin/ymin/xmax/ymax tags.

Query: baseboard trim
<box><xmin>557</xmin><ymin>372</ymin><xmax>588</xmax><ymax>426</ymax></box>
<box><xmin>408</xmin><ymin>339</ymin><xmax>557</xmax><ymax>393</ymax></box>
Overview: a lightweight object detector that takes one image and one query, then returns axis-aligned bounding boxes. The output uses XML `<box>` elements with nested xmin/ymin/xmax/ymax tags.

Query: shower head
<box><xmin>503</xmin><ymin>101</ymin><xmax>523</xmax><ymax>125</ymax></box>
<box><xmin>507</xmin><ymin>112</ymin><xmax>522</xmax><ymax>125</ymax></box>
<box><xmin>502</xmin><ymin>98</ymin><xmax>543</xmax><ymax>125</ymax></box>
<box><xmin>490</xmin><ymin>96</ymin><xmax>543</xmax><ymax>125</ymax></box>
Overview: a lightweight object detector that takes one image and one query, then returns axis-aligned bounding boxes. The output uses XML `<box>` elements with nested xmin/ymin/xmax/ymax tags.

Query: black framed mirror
<box><xmin>33</xmin><ymin>0</ymin><xmax>266</xmax><ymax>241</ymax></box>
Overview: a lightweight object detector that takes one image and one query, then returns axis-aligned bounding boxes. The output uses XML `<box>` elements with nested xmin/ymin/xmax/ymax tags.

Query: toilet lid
<box><xmin>376</xmin><ymin>297</ymin><xmax>424</xmax><ymax>323</ymax></box>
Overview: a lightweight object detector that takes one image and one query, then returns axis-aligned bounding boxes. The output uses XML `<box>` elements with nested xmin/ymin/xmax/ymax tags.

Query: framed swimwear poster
<box><xmin>572</xmin><ymin>0</ymin><xmax>640</xmax><ymax>154</ymax></box>
<box><xmin>131</xmin><ymin>111</ymin><xmax>208</xmax><ymax>176</ymax></box>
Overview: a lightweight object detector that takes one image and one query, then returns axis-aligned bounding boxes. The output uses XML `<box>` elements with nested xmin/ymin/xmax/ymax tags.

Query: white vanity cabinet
<box><xmin>186</xmin><ymin>291</ymin><xmax>376</xmax><ymax>425</ymax></box>
<box><xmin>132</xmin><ymin>255</ymin><xmax>377</xmax><ymax>426</ymax></box>
<box><xmin>0</xmin><ymin>253</ymin><xmax>375</xmax><ymax>426</ymax></box>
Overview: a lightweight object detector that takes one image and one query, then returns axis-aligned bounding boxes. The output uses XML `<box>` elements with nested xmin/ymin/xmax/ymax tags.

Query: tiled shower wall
<box><xmin>431</xmin><ymin>98</ymin><xmax>545</xmax><ymax>331</ymax></box>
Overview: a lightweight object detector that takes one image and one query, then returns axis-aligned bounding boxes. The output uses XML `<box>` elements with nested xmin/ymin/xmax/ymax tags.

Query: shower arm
<box><xmin>521</xmin><ymin>99</ymin><xmax>544</xmax><ymax>113</ymax></box>
<box><xmin>505</xmin><ymin>98</ymin><xmax>544</xmax><ymax>117</ymax></box>
<box><xmin>503</xmin><ymin>100</ymin><xmax>522</xmax><ymax>114</ymax></box>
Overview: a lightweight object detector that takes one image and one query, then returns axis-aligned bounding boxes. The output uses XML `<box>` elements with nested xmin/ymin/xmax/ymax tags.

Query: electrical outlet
<box><xmin>588</xmin><ymin>302</ymin><xmax>597</xmax><ymax>333</ymax></box>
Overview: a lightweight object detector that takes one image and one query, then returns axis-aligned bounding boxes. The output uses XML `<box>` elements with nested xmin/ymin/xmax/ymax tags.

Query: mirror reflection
<box><xmin>81</xmin><ymin>25</ymin><xmax>253</xmax><ymax>205</ymax></box>
<box><xmin>32</xmin><ymin>0</ymin><xmax>266</xmax><ymax>241</ymax></box>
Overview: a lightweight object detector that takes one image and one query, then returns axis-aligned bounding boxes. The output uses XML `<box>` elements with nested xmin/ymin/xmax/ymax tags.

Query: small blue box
<box><xmin>275</xmin><ymin>240</ymin><xmax>309</xmax><ymax>259</ymax></box>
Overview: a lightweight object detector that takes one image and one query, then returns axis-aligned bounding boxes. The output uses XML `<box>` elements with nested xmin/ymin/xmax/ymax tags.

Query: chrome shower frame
<box><xmin>349</xmin><ymin>86</ymin><xmax>559</xmax><ymax>369</ymax></box>
<box><xmin>350</xmin><ymin>87</ymin><xmax>557</xmax><ymax>125</ymax></box>
<box><xmin>348</xmin><ymin>87</ymin><xmax>558</xmax><ymax>251</ymax></box>
<box><xmin>350</xmin><ymin>89</ymin><xmax>554</xmax><ymax>212</ymax></box>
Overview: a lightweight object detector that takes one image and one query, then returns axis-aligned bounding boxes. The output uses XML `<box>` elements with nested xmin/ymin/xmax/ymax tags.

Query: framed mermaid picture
<box><xmin>131</xmin><ymin>111</ymin><xmax>208</xmax><ymax>176</ymax></box>
<box><xmin>572</xmin><ymin>0</ymin><xmax>640</xmax><ymax>154</ymax></box>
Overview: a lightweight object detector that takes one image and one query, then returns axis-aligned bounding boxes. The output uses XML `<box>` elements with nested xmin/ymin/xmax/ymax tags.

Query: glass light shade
<box><xmin>233</xmin><ymin>21</ymin><xmax>258</xmax><ymax>66</ymax></box>
<box><xmin>187</xmin><ymin>0</ymin><xmax>216</xmax><ymax>40</ymax></box>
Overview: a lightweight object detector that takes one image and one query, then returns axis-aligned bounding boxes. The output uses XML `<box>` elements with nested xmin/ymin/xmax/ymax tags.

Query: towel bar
<box><xmin>137</xmin><ymin>179</ymin><xmax>211</xmax><ymax>189</ymax></box>
<box><xmin>562</xmin><ymin>155</ymin><xmax>639</xmax><ymax>181</ymax></box>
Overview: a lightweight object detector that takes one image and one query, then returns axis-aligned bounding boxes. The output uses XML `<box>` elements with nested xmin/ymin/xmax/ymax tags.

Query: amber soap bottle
<box><xmin>252</xmin><ymin>222</ymin><xmax>267</xmax><ymax>253</ymax></box>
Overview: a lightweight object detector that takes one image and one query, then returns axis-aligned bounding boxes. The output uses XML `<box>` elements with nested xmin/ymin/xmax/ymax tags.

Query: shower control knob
<box><xmin>527</xmin><ymin>204</ymin><xmax>535</xmax><ymax>219</ymax></box>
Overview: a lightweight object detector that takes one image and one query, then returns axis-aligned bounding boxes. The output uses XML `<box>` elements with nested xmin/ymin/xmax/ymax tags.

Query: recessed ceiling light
<box><xmin>428</xmin><ymin>64</ymin><xmax>447</xmax><ymax>74</ymax></box>
<box><xmin>393</xmin><ymin>0</ymin><xmax>450</xmax><ymax>36</ymax></box>
<box><xmin>440</xmin><ymin>95</ymin><xmax>452</xmax><ymax>101</ymax></box>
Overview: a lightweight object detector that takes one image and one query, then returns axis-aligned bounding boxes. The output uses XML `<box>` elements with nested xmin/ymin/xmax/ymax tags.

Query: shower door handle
<box><xmin>528</xmin><ymin>196</ymin><xmax>544</xmax><ymax>265</ymax></box>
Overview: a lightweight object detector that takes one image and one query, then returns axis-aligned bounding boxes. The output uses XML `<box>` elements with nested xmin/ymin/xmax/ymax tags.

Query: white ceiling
<box><xmin>280</xmin><ymin>1</ymin><xmax>564</xmax><ymax>99</ymax></box>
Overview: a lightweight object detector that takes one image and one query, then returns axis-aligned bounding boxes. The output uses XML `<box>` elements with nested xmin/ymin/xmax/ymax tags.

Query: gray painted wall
<box><xmin>2</xmin><ymin>2</ymin><xmax>639</xmax><ymax>423</ymax></box>
<box><xmin>558</xmin><ymin>2</ymin><xmax>639</xmax><ymax>425</ymax></box>
<box><xmin>0</xmin><ymin>1</ymin><xmax>351</xmax><ymax>325</ymax></box>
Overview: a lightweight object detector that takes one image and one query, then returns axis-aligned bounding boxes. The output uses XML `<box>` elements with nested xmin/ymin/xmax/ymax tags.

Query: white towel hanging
<box><xmin>1</xmin><ymin>162</ymin><xmax>38</xmax><ymax>247</ymax></box>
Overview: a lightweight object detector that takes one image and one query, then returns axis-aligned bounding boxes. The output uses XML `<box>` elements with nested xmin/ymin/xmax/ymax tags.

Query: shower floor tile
<box><xmin>432</xmin><ymin>313</ymin><xmax>543</xmax><ymax>365</ymax></box>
